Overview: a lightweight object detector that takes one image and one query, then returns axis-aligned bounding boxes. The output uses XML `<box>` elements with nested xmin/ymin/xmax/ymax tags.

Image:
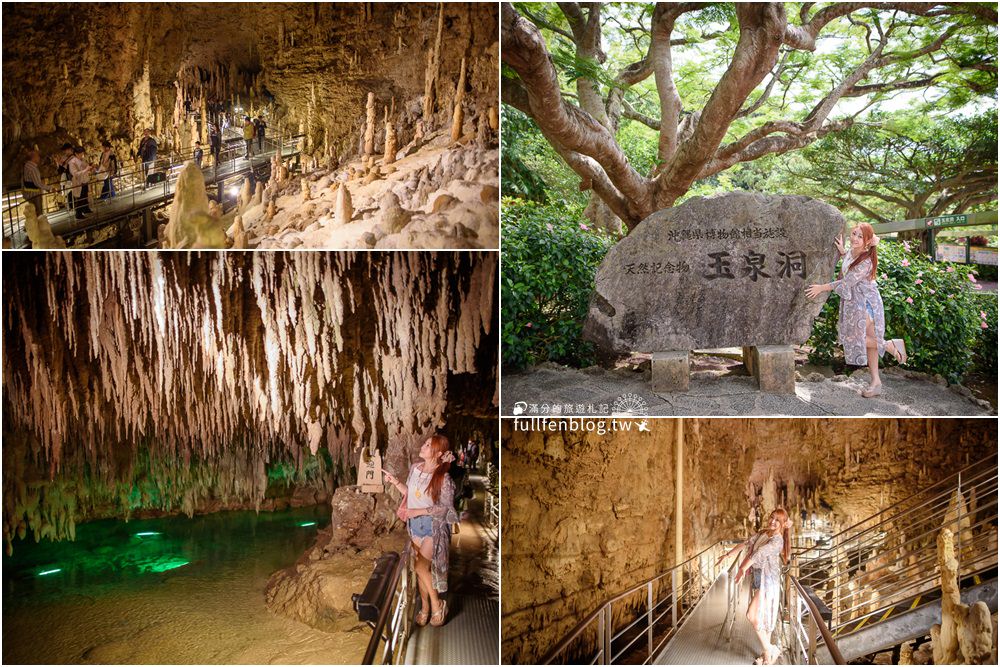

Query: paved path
<box><xmin>405</xmin><ymin>474</ymin><xmax>499</xmax><ymax>665</ymax></box>
<box><xmin>502</xmin><ymin>364</ymin><xmax>993</xmax><ymax>417</ymax></box>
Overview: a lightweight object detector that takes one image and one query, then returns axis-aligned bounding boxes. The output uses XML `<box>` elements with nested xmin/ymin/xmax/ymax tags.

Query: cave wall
<box><xmin>1</xmin><ymin>251</ymin><xmax>497</xmax><ymax>553</ymax></box>
<box><xmin>2</xmin><ymin>2</ymin><xmax>498</xmax><ymax>180</ymax></box>
<box><xmin>501</xmin><ymin>418</ymin><xmax>997</xmax><ymax>664</ymax></box>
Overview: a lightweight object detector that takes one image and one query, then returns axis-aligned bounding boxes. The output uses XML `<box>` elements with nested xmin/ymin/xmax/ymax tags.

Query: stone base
<box><xmin>748</xmin><ymin>345</ymin><xmax>796</xmax><ymax>394</ymax></box>
<box><xmin>651</xmin><ymin>351</ymin><xmax>689</xmax><ymax>393</ymax></box>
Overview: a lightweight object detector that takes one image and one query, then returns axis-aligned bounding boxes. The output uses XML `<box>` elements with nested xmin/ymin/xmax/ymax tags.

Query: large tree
<box><xmin>502</xmin><ymin>2</ymin><xmax>998</xmax><ymax>233</ymax></box>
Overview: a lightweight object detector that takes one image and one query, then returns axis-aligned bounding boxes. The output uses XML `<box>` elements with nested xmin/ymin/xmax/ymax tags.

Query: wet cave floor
<box><xmin>3</xmin><ymin>505</ymin><xmax>369</xmax><ymax>664</ymax></box>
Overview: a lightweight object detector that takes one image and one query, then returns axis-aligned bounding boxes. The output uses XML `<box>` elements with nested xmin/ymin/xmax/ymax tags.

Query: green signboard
<box><xmin>923</xmin><ymin>214</ymin><xmax>968</xmax><ymax>228</ymax></box>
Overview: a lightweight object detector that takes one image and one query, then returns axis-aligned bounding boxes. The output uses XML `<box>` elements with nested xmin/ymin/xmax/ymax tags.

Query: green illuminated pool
<box><xmin>1</xmin><ymin>506</ymin><xmax>367</xmax><ymax>664</ymax></box>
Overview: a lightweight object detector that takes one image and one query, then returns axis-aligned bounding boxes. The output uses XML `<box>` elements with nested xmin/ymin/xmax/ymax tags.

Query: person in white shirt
<box><xmin>22</xmin><ymin>150</ymin><xmax>53</xmax><ymax>215</ymax></box>
<box><xmin>68</xmin><ymin>146</ymin><xmax>94</xmax><ymax>219</ymax></box>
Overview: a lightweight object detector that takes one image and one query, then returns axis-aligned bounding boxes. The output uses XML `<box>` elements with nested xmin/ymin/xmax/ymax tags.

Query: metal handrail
<box><xmin>790</xmin><ymin>575</ymin><xmax>847</xmax><ymax>664</ymax></box>
<box><xmin>362</xmin><ymin>542</ymin><xmax>415</xmax><ymax>665</ymax></box>
<box><xmin>4</xmin><ymin>132</ymin><xmax>305</xmax><ymax>245</ymax></box>
<box><xmin>793</xmin><ymin>453</ymin><xmax>997</xmax><ymax>559</ymax></box>
<box><xmin>541</xmin><ymin>539</ymin><xmax>731</xmax><ymax>665</ymax></box>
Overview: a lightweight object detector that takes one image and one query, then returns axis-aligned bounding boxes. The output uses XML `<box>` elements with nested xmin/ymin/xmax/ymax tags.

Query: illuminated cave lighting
<box><xmin>146</xmin><ymin>558</ymin><xmax>190</xmax><ymax>573</ymax></box>
<box><xmin>135</xmin><ymin>531</ymin><xmax>162</xmax><ymax>537</ymax></box>
<box><xmin>37</xmin><ymin>568</ymin><xmax>62</xmax><ymax>576</ymax></box>
<box><xmin>298</xmin><ymin>521</ymin><xmax>317</xmax><ymax>527</ymax></box>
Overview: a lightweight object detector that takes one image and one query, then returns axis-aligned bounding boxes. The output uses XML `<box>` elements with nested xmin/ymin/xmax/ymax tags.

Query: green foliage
<box><xmin>806</xmin><ymin>242</ymin><xmax>987</xmax><ymax>382</ymax></box>
<box><xmin>502</xmin><ymin>198</ymin><xmax>613</xmax><ymax>369</ymax></box>
<box><xmin>500</xmin><ymin>105</ymin><xmax>549</xmax><ymax>202</ymax></box>
<box><xmin>971</xmin><ymin>292</ymin><xmax>998</xmax><ymax>378</ymax></box>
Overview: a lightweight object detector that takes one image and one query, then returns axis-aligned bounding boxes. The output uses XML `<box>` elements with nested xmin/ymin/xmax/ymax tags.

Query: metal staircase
<box><xmin>792</xmin><ymin>453</ymin><xmax>998</xmax><ymax>663</ymax></box>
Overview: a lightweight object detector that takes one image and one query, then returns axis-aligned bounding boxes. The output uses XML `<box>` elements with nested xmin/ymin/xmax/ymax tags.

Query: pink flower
<box><xmin>915</xmin><ymin>279</ymin><xmax>923</xmax><ymax>285</ymax></box>
<box><xmin>546</xmin><ymin>223</ymin><xmax>554</xmax><ymax>232</ymax></box>
<box><xmin>902</xmin><ymin>241</ymin><xmax>911</xmax><ymax>252</ymax></box>
<box><xmin>968</xmin><ymin>274</ymin><xmax>977</xmax><ymax>283</ymax></box>
<box><xmin>906</xmin><ymin>297</ymin><xmax>914</xmax><ymax>304</ymax></box>
<box><xmin>982</xmin><ymin>321</ymin><xmax>989</xmax><ymax>329</ymax></box>
<box><xmin>981</xmin><ymin>311</ymin><xmax>988</xmax><ymax>318</ymax></box>
<box><xmin>901</xmin><ymin>259</ymin><xmax>910</xmax><ymax>267</ymax></box>
<box><xmin>579</xmin><ymin>223</ymin><xmax>589</xmax><ymax>231</ymax></box>
<box><xmin>525</xmin><ymin>322</ymin><xmax>533</xmax><ymax>328</ymax></box>
<box><xmin>881</xmin><ymin>273</ymin><xmax>888</xmax><ymax>280</ymax></box>
<box><xmin>929</xmin><ymin>289</ymin><xmax>936</xmax><ymax>294</ymax></box>
<box><xmin>974</xmin><ymin>284</ymin><xmax>983</xmax><ymax>290</ymax></box>
<box><xmin>946</xmin><ymin>266</ymin><xmax>955</xmax><ymax>273</ymax></box>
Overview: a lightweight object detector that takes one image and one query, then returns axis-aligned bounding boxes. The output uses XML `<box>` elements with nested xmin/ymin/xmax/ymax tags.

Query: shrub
<box><xmin>806</xmin><ymin>241</ymin><xmax>986</xmax><ymax>383</ymax></box>
<box><xmin>502</xmin><ymin>198</ymin><xmax>613</xmax><ymax>370</ymax></box>
<box><xmin>970</xmin><ymin>291</ymin><xmax>998</xmax><ymax>378</ymax></box>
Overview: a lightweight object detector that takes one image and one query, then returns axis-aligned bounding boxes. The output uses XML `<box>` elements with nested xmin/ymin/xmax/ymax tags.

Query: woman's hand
<box><xmin>735</xmin><ymin>565</ymin><xmax>746</xmax><ymax>584</ymax></box>
<box><xmin>382</xmin><ymin>470</ymin><xmax>398</xmax><ymax>486</ymax></box>
<box><xmin>834</xmin><ymin>234</ymin><xmax>845</xmax><ymax>255</ymax></box>
<box><xmin>805</xmin><ymin>283</ymin><xmax>829</xmax><ymax>300</ymax></box>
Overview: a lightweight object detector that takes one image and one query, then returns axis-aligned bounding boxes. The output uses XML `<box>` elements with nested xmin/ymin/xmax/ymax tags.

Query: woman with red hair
<box><xmin>807</xmin><ymin>223</ymin><xmax>908</xmax><ymax>397</ymax></box>
<box><xmin>383</xmin><ymin>434</ymin><xmax>459</xmax><ymax>627</ymax></box>
<box><xmin>719</xmin><ymin>508</ymin><xmax>792</xmax><ymax>665</ymax></box>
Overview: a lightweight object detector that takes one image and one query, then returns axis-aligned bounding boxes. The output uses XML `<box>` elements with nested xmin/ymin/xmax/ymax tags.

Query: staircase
<box><xmin>791</xmin><ymin>453</ymin><xmax>998</xmax><ymax>663</ymax></box>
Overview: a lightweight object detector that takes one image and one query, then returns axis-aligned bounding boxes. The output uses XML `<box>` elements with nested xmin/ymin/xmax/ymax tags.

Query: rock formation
<box><xmin>162</xmin><ymin>162</ymin><xmax>227</xmax><ymax>248</ymax></box>
<box><xmin>22</xmin><ymin>202</ymin><xmax>66</xmax><ymax>249</ymax></box>
<box><xmin>930</xmin><ymin>528</ymin><xmax>994</xmax><ymax>664</ymax></box>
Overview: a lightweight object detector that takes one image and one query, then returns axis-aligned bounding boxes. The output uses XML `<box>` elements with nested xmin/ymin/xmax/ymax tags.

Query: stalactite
<box><xmin>422</xmin><ymin>2</ymin><xmax>444</xmax><ymax>125</ymax></box>
<box><xmin>2</xmin><ymin>252</ymin><xmax>497</xmax><ymax>551</ymax></box>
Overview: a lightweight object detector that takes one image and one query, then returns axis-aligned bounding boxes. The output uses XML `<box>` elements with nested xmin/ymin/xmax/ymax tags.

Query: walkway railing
<box><xmin>792</xmin><ymin>452</ymin><xmax>998</xmax><ymax>647</ymax></box>
<box><xmin>3</xmin><ymin>132</ymin><xmax>303</xmax><ymax>245</ymax></box>
<box><xmin>485</xmin><ymin>463</ymin><xmax>500</xmax><ymax>532</ymax></box>
<box><xmin>362</xmin><ymin>543</ymin><xmax>417</xmax><ymax>665</ymax></box>
<box><xmin>542</xmin><ymin>540</ymin><xmax>731</xmax><ymax>665</ymax></box>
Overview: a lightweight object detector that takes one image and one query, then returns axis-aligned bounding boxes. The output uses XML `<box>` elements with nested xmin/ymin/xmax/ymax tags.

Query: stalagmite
<box><xmin>383</xmin><ymin>116</ymin><xmax>397</xmax><ymax>165</ymax></box>
<box><xmin>22</xmin><ymin>203</ymin><xmax>66</xmax><ymax>249</ymax></box>
<box><xmin>930</xmin><ymin>529</ymin><xmax>993</xmax><ymax>663</ymax></box>
<box><xmin>423</xmin><ymin>2</ymin><xmax>444</xmax><ymax>125</ymax></box>
<box><xmin>239</xmin><ymin>177</ymin><xmax>252</xmax><ymax>211</ymax></box>
<box><xmin>334</xmin><ymin>185</ymin><xmax>353</xmax><ymax>225</ymax></box>
<box><xmin>231</xmin><ymin>215</ymin><xmax>248</xmax><ymax>249</ymax></box>
<box><xmin>252</xmin><ymin>182</ymin><xmax>264</xmax><ymax>207</ymax></box>
<box><xmin>363</xmin><ymin>92</ymin><xmax>376</xmax><ymax>157</ymax></box>
<box><xmin>451</xmin><ymin>57</ymin><xmax>466</xmax><ymax>142</ymax></box>
<box><xmin>301</xmin><ymin>178</ymin><xmax>311</xmax><ymax>202</ymax></box>
<box><xmin>266</xmin><ymin>200</ymin><xmax>277</xmax><ymax>222</ymax></box>
<box><xmin>162</xmin><ymin>163</ymin><xmax>227</xmax><ymax>248</ymax></box>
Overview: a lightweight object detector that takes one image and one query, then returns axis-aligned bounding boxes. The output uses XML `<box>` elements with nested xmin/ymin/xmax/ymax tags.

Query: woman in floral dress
<box><xmin>807</xmin><ymin>223</ymin><xmax>907</xmax><ymax>397</ymax></box>
<box><xmin>383</xmin><ymin>434</ymin><xmax>460</xmax><ymax>627</ymax></box>
<box><xmin>735</xmin><ymin>508</ymin><xmax>791</xmax><ymax>665</ymax></box>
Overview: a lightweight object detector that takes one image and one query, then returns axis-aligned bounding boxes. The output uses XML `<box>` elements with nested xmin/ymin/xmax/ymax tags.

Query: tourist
<box><xmin>806</xmin><ymin>224</ymin><xmax>908</xmax><ymax>397</ymax></box>
<box><xmin>193</xmin><ymin>141</ymin><xmax>204</xmax><ymax>169</ymax></box>
<box><xmin>138</xmin><ymin>129</ymin><xmax>157</xmax><ymax>190</ymax></box>
<box><xmin>382</xmin><ymin>434</ymin><xmax>459</xmax><ymax>628</ymax></box>
<box><xmin>22</xmin><ymin>149</ymin><xmax>53</xmax><ymax>215</ymax></box>
<box><xmin>68</xmin><ymin>146</ymin><xmax>94</xmax><ymax>219</ymax></box>
<box><xmin>256</xmin><ymin>116</ymin><xmax>266</xmax><ymax>151</ymax></box>
<box><xmin>97</xmin><ymin>140</ymin><xmax>118</xmax><ymax>200</ymax></box>
<box><xmin>719</xmin><ymin>508</ymin><xmax>790</xmax><ymax>665</ymax></box>
<box><xmin>209</xmin><ymin>123</ymin><xmax>222</xmax><ymax>165</ymax></box>
<box><xmin>54</xmin><ymin>143</ymin><xmax>74</xmax><ymax>209</ymax></box>
<box><xmin>242</xmin><ymin>116</ymin><xmax>255</xmax><ymax>159</ymax></box>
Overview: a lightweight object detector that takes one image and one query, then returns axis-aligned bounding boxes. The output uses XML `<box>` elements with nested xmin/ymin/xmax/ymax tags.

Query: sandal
<box><xmin>415</xmin><ymin>606</ymin><xmax>430</xmax><ymax>626</ymax></box>
<box><xmin>890</xmin><ymin>338</ymin><xmax>908</xmax><ymax>365</ymax></box>
<box><xmin>861</xmin><ymin>383</ymin><xmax>882</xmax><ymax>398</ymax></box>
<box><xmin>430</xmin><ymin>599</ymin><xmax>448</xmax><ymax>627</ymax></box>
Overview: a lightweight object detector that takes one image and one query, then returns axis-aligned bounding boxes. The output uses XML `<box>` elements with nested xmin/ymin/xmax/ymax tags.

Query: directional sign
<box><xmin>924</xmin><ymin>214</ymin><xmax>968</xmax><ymax>228</ymax></box>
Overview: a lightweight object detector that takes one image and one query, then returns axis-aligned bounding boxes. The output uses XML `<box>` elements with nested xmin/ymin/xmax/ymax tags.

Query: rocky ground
<box><xmin>501</xmin><ymin>355</ymin><xmax>995</xmax><ymax>417</ymax></box>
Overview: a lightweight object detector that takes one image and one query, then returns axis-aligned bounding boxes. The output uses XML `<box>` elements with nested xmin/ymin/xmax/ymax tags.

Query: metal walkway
<box><xmin>5</xmin><ymin>131</ymin><xmax>300</xmax><ymax>248</ymax></box>
<box><xmin>654</xmin><ymin>572</ymin><xmax>764</xmax><ymax>665</ymax></box>
<box><xmin>405</xmin><ymin>474</ymin><xmax>499</xmax><ymax>665</ymax></box>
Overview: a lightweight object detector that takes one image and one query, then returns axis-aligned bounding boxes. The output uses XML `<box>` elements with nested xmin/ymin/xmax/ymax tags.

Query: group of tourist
<box><xmin>23</xmin><ymin>141</ymin><xmax>121</xmax><ymax>220</ymax></box>
<box><xmin>241</xmin><ymin>115</ymin><xmax>267</xmax><ymax>159</ymax></box>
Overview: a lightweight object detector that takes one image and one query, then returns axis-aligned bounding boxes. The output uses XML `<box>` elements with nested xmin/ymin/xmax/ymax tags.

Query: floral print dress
<box><xmin>831</xmin><ymin>250</ymin><xmax>886</xmax><ymax>366</ymax></box>
<box><xmin>748</xmin><ymin>532</ymin><xmax>784</xmax><ymax>638</ymax></box>
<box><xmin>406</xmin><ymin>463</ymin><xmax>460</xmax><ymax>593</ymax></box>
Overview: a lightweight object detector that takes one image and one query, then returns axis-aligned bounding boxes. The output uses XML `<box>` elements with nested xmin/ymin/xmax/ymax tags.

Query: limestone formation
<box><xmin>231</xmin><ymin>215</ymin><xmax>248</xmax><ymax>249</ymax></box>
<box><xmin>930</xmin><ymin>528</ymin><xmax>994</xmax><ymax>664</ymax></box>
<box><xmin>301</xmin><ymin>178</ymin><xmax>311</xmax><ymax>202</ymax></box>
<box><xmin>238</xmin><ymin>177</ymin><xmax>252</xmax><ymax>211</ymax></box>
<box><xmin>162</xmin><ymin>162</ymin><xmax>227</xmax><ymax>248</ymax></box>
<box><xmin>451</xmin><ymin>57</ymin><xmax>467</xmax><ymax>142</ymax></box>
<box><xmin>334</xmin><ymin>185</ymin><xmax>353</xmax><ymax>226</ymax></box>
<box><xmin>380</xmin><ymin>191</ymin><xmax>412</xmax><ymax>234</ymax></box>
<box><xmin>423</xmin><ymin>2</ymin><xmax>445</xmax><ymax>124</ymax></box>
<box><xmin>383</xmin><ymin>118</ymin><xmax>397</xmax><ymax>166</ymax></box>
<box><xmin>583</xmin><ymin>192</ymin><xmax>844</xmax><ymax>354</ymax></box>
<box><xmin>22</xmin><ymin>203</ymin><xmax>66</xmax><ymax>249</ymax></box>
<box><xmin>252</xmin><ymin>182</ymin><xmax>264</xmax><ymax>207</ymax></box>
<box><xmin>363</xmin><ymin>92</ymin><xmax>376</xmax><ymax>157</ymax></box>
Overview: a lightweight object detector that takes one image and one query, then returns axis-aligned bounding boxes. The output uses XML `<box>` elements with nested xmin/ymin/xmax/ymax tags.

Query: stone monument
<box><xmin>583</xmin><ymin>192</ymin><xmax>843</xmax><ymax>394</ymax></box>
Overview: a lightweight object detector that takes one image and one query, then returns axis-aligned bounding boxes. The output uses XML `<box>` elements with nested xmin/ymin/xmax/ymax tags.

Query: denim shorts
<box><xmin>751</xmin><ymin>568</ymin><xmax>762</xmax><ymax>591</ymax></box>
<box><xmin>408</xmin><ymin>515</ymin><xmax>433</xmax><ymax>539</ymax></box>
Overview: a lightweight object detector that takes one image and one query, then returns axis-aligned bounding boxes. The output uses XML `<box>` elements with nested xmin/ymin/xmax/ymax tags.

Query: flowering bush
<box><xmin>971</xmin><ymin>292</ymin><xmax>998</xmax><ymax>378</ymax></box>
<box><xmin>502</xmin><ymin>198</ymin><xmax>613</xmax><ymax>369</ymax></box>
<box><xmin>807</xmin><ymin>242</ymin><xmax>986</xmax><ymax>382</ymax></box>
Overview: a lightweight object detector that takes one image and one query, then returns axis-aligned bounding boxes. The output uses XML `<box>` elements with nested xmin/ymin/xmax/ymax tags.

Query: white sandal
<box><xmin>861</xmin><ymin>383</ymin><xmax>883</xmax><ymax>398</ymax></box>
<box><xmin>890</xmin><ymin>338</ymin><xmax>908</xmax><ymax>365</ymax></box>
